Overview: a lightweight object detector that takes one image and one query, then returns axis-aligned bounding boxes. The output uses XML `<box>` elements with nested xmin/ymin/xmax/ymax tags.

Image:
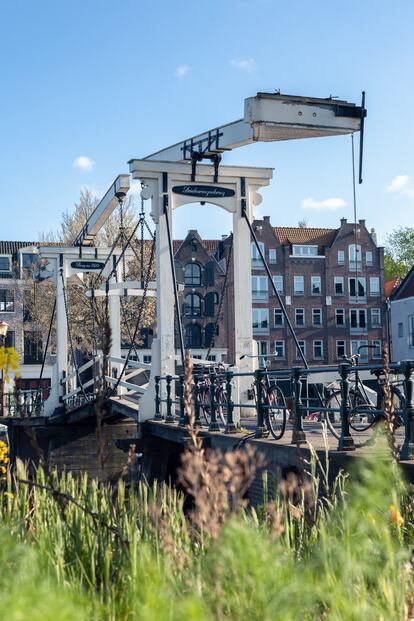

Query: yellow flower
<box><xmin>389</xmin><ymin>504</ymin><xmax>404</xmax><ymax>527</ymax></box>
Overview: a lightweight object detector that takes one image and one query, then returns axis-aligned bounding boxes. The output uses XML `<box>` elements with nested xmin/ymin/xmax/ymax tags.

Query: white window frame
<box><xmin>251</xmin><ymin>275</ymin><xmax>268</xmax><ymax>301</ymax></box>
<box><xmin>409</xmin><ymin>316</ymin><xmax>414</xmax><ymax>348</ymax></box>
<box><xmin>365</xmin><ymin>251</ymin><xmax>373</xmax><ymax>266</ymax></box>
<box><xmin>334</xmin><ymin>276</ymin><xmax>344</xmax><ymax>295</ymax></box>
<box><xmin>294</xmin><ymin>275</ymin><xmax>304</xmax><ymax>295</ymax></box>
<box><xmin>251</xmin><ymin>242</ymin><xmax>265</xmax><ymax>268</ymax></box>
<box><xmin>313</xmin><ymin>340</ymin><xmax>324</xmax><ymax>359</ymax></box>
<box><xmin>269</xmin><ymin>249</ymin><xmax>277</xmax><ymax>264</ymax></box>
<box><xmin>351</xmin><ymin>339</ymin><xmax>369</xmax><ymax>361</ymax></box>
<box><xmin>335</xmin><ymin>308</ymin><xmax>345</xmax><ymax>326</ymax></box>
<box><xmin>292</xmin><ymin>245</ymin><xmax>318</xmax><ymax>257</ymax></box>
<box><xmin>350</xmin><ymin>308</ymin><xmax>367</xmax><ymax>331</ymax></box>
<box><xmin>311</xmin><ymin>275</ymin><xmax>321</xmax><ymax>295</ymax></box>
<box><xmin>312</xmin><ymin>308</ymin><xmax>322</xmax><ymax>326</ymax></box>
<box><xmin>371</xmin><ymin>340</ymin><xmax>382</xmax><ymax>359</ymax></box>
<box><xmin>348</xmin><ymin>244</ymin><xmax>362</xmax><ymax>271</ymax></box>
<box><xmin>336</xmin><ymin>340</ymin><xmax>346</xmax><ymax>359</ymax></box>
<box><xmin>349</xmin><ymin>277</ymin><xmax>366</xmax><ymax>301</ymax></box>
<box><xmin>295</xmin><ymin>308</ymin><xmax>305</xmax><ymax>327</ymax></box>
<box><xmin>337</xmin><ymin>250</ymin><xmax>345</xmax><ymax>265</ymax></box>
<box><xmin>371</xmin><ymin>308</ymin><xmax>381</xmax><ymax>328</ymax></box>
<box><xmin>296</xmin><ymin>340</ymin><xmax>306</xmax><ymax>358</ymax></box>
<box><xmin>272</xmin><ymin>275</ymin><xmax>283</xmax><ymax>293</ymax></box>
<box><xmin>252</xmin><ymin>308</ymin><xmax>269</xmax><ymax>334</ymax></box>
<box><xmin>274</xmin><ymin>340</ymin><xmax>285</xmax><ymax>358</ymax></box>
<box><xmin>398</xmin><ymin>322</ymin><xmax>404</xmax><ymax>338</ymax></box>
<box><xmin>274</xmin><ymin>308</ymin><xmax>284</xmax><ymax>327</ymax></box>
<box><xmin>369</xmin><ymin>277</ymin><xmax>380</xmax><ymax>296</ymax></box>
<box><xmin>0</xmin><ymin>255</ymin><xmax>12</xmax><ymax>273</ymax></box>
<box><xmin>0</xmin><ymin>288</ymin><xmax>15</xmax><ymax>312</ymax></box>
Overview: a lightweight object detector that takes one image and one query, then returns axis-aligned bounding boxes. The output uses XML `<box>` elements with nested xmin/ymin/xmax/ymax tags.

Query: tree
<box><xmin>384</xmin><ymin>226</ymin><xmax>414</xmax><ymax>279</ymax></box>
<box><xmin>23</xmin><ymin>190</ymin><xmax>156</xmax><ymax>361</ymax></box>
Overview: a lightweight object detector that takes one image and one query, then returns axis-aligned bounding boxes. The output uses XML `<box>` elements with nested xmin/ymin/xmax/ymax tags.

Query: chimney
<box><xmin>370</xmin><ymin>228</ymin><xmax>377</xmax><ymax>245</ymax></box>
<box><xmin>263</xmin><ymin>215</ymin><xmax>270</xmax><ymax>223</ymax></box>
<box><xmin>359</xmin><ymin>219</ymin><xmax>366</xmax><ymax>227</ymax></box>
<box><xmin>340</xmin><ymin>217</ymin><xmax>347</xmax><ymax>226</ymax></box>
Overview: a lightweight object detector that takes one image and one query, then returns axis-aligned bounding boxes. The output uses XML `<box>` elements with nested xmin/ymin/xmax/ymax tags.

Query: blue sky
<box><xmin>1</xmin><ymin>0</ymin><xmax>413</xmax><ymax>244</ymax></box>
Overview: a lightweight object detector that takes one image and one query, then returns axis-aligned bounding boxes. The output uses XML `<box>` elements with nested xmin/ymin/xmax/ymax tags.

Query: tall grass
<box><xmin>0</xmin><ymin>427</ymin><xmax>412</xmax><ymax>620</ymax></box>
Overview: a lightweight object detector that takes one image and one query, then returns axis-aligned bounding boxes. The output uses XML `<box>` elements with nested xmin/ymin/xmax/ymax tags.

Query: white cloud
<box><xmin>73</xmin><ymin>156</ymin><xmax>94</xmax><ymax>171</ymax></box>
<box><xmin>301</xmin><ymin>196</ymin><xmax>346</xmax><ymax>211</ymax></box>
<box><xmin>386</xmin><ymin>174</ymin><xmax>414</xmax><ymax>197</ymax></box>
<box><xmin>230</xmin><ymin>58</ymin><xmax>257</xmax><ymax>73</ymax></box>
<box><xmin>175</xmin><ymin>64</ymin><xmax>191</xmax><ymax>78</ymax></box>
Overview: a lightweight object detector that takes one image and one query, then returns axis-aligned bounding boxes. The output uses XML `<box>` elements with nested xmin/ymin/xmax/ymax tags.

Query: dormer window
<box><xmin>0</xmin><ymin>256</ymin><xmax>11</xmax><ymax>274</ymax></box>
<box><xmin>292</xmin><ymin>245</ymin><xmax>318</xmax><ymax>257</ymax></box>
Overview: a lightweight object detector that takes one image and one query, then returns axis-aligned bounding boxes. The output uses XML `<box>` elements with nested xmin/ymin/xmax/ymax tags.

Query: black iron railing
<box><xmin>154</xmin><ymin>359</ymin><xmax>414</xmax><ymax>460</ymax></box>
<box><xmin>1</xmin><ymin>388</ymin><xmax>51</xmax><ymax>417</ymax></box>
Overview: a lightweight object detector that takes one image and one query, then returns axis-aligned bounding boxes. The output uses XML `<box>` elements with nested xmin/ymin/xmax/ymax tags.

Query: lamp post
<box><xmin>0</xmin><ymin>320</ymin><xmax>9</xmax><ymax>416</ymax></box>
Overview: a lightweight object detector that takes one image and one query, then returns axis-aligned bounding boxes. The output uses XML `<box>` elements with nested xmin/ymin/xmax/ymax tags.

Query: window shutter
<box><xmin>204</xmin><ymin>323</ymin><xmax>215</xmax><ymax>347</ymax></box>
<box><xmin>203</xmin><ymin>261</ymin><xmax>215</xmax><ymax>286</ymax></box>
<box><xmin>204</xmin><ymin>292</ymin><xmax>216</xmax><ymax>317</ymax></box>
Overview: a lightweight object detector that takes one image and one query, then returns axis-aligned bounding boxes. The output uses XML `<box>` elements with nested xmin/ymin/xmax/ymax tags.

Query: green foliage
<box><xmin>385</xmin><ymin>226</ymin><xmax>414</xmax><ymax>279</ymax></box>
<box><xmin>0</xmin><ymin>437</ymin><xmax>412</xmax><ymax>620</ymax></box>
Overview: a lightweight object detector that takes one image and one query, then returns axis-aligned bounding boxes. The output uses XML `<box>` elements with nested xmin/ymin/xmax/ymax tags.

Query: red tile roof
<box><xmin>273</xmin><ymin>227</ymin><xmax>337</xmax><ymax>247</ymax></box>
<box><xmin>384</xmin><ymin>277</ymin><xmax>402</xmax><ymax>298</ymax></box>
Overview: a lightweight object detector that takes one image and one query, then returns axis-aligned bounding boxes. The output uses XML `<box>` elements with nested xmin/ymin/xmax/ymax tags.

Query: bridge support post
<box><xmin>401</xmin><ymin>360</ymin><xmax>414</xmax><ymax>460</ymax></box>
<box><xmin>337</xmin><ymin>362</ymin><xmax>355</xmax><ymax>451</ymax></box>
<box><xmin>225</xmin><ymin>370</ymin><xmax>237</xmax><ymax>433</ymax></box>
<box><xmin>254</xmin><ymin>369</ymin><xmax>267</xmax><ymax>438</ymax></box>
<box><xmin>291</xmin><ymin>367</ymin><xmax>306</xmax><ymax>445</ymax></box>
<box><xmin>56</xmin><ymin>258</ymin><xmax>68</xmax><ymax>409</ymax></box>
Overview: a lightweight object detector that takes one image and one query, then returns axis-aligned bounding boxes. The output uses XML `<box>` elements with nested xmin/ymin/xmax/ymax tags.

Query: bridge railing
<box><xmin>1</xmin><ymin>388</ymin><xmax>52</xmax><ymax>418</ymax></box>
<box><xmin>154</xmin><ymin>359</ymin><xmax>414</xmax><ymax>459</ymax></box>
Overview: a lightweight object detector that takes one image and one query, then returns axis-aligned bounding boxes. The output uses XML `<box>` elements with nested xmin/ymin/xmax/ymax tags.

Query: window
<box><xmin>0</xmin><ymin>289</ymin><xmax>14</xmax><ymax>312</ymax></box>
<box><xmin>313</xmin><ymin>340</ymin><xmax>324</xmax><ymax>359</ymax></box>
<box><xmin>274</xmin><ymin>308</ymin><xmax>284</xmax><ymax>327</ymax></box>
<box><xmin>184</xmin><ymin>263</ymin><xmax>201</xmax><ymax>286</ymax></box>
<box><xmin>366</xmin><ymin>251</ymin><xmax>373</xmax><ymax>266</ymax></box>
<box><xmin>349</xmin><ymin>277</ymin><xmax>366</xmax><ymax>301</ymax></box>
<box><xmin>336</xmin><ymin>340</ymin><xmax>346</xmax><ymax>359</ymax></box>
<box><xmin>371</xmin><ymin>308</ymin><xmax>381</xmax><ymax>327</ymax></box>
<box><xmin>251</xmin><ymin>276</ymin><xmax>268</xmax><ymax>301</ymax></box>
<box><xmin>351</xmin><ymin>339</ymin><xmax>368</xmax><ymax>361</ymax></box>
<box><xmin>338</xmin><ymin>250</ymin><xmax>345</xmax><ymax>265</ymax></box>
<box><xmin>184</xmin><ymin>293</ymin><xmax>201</xmax><ymax>316</ymax></box>
<box><xmin>204</xmin><ymin>323</ymin><xmax>216</xmax><ymax>347</ymax></box>
<box><xmin>207</xmin><ymin>355</ymin><xmax>217</xmax><ymax>362</ymax></box>
<box><xmin>251</xmin><ymin>242</ymin><xmax>264</xmax><ymax>268</ymax></box>
<box><xmin>275</xmin><ymin>340</ymin><xmax>285</xmax><ymax>358</ymax></box>
<box><xmin>295</xmin><ymin>308</ymin><xmax>305</xmax><ymax>326</ymax></box>
<box><xmin>269</xmin><ymin>249</ymin><xmax>277</xmax><ymax>264</ymax></box>
<box><xmin>272</xmin><ymin>275</ymin><xmax>283</xmax><ymax>293</ymax></box>
<box><xmin>252</xmin><ymin>309</ymin><xmax>269</xmax><ymax>334</ymax></box>
<box><xmin>369</xmin><ymin>277</ymin><xmax>380</xmax><ymax>296</ymax></box>
<box><xmin>372</xmin><ymin>340</ymin><xmax>382</xmax><ymax>359</ymax></box>
<box><xmin>184</xmin><ymin>324</ymin><xmax>202</xmax><ymax>348</ymax></box>
<box><xmin>335</xmin><ymin>308</ymin><xmax>345</xmax><ymax>326</ymax></box>
<box><xmin>350</xmin><ymin>309</ymin><xmax>367</xmax><ymax>331</ymax></box>
<box><xmin>296</xmin><ymin>340</ymin><xmax>306</xmax><ymax>358</ymax></box>
<box><xmin>334</xmin><ymin>276</ymin><xmax>344</xmax><ymax>295</ymax></box>
<box><xmin>409</xmin><ymin>316</ymin><xmax>414</xmax><ymax>348</ymax></box>
<box><xmin>0</xmin><ymin>256</ymin><xmax>11</xmax><ymax>275</ymax></box>
<box><xmin>292</xmin><ymin>245</ymin><xmax>318</xmax><ymax>256</ymax></box>
<box><xmin>257</xmin><ymin>341</ymin><xmax>268</xmax><ymax>366</ymax></box>
<box><xmin>398</xmin><ymin>322</ymin><xmax>404</xmax><ymax>338</ymax></box>
<box><xmin>294</xmin><ymin>276</ymin><xmax>304</xmax><ymax>295</ymax></box>
<box><xmin>5</xmin><ymin>330</ymin><xmax>15</xmax><ymax>348</ymax></box>
<box><xmin>348</xmin><ymin>244</ymin><xmax>362</xmax><ymax>271</ymax></box>
<box><xmin>311</xmin><ymin>276</ymin><xmax>321</xmax><ymax>295</ymax></box>
<box><xmin>204</xmin><ymin>291</ymin><xmax>218</xmax><ymax>317</ymax></box>
<box><xmin>312</xmin><ymin>308</ymin><xmax>322</xmax><ymax>326</ymax></box>
<box><xmin>143</xmin><ymin>355</ymin><xmax>152</xmax><ymax>364</ymax></box>
<box><xmin>24</xmin><ymin>331</ymin><xmax>43</xmax><ymax>364</ymax></box>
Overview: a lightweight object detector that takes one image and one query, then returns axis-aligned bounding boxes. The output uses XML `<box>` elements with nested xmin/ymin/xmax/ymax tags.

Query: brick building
<box><xmin>0</xmin><ymin>241</ymin><xmax>54</xmax><ymax>393</ymax></box>
<box><xmin>250</xmin><ymin>216</ymin><xmax>385</xmax><ymax>367</ymax></box>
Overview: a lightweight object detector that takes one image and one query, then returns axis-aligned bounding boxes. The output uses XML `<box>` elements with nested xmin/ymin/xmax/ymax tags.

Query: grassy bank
<box><xmin>0</xmin><ymin>428</ymin><xmax>413</xmax><ymax>620</ymax></box>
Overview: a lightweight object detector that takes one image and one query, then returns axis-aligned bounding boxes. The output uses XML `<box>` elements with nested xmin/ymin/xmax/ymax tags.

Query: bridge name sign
<box><xmin>70</xmin><ymin>260</ymin><xmax>105</xmax><ymax>271</ymax></box>
<box><xmin>172</xmin><ymin>185</ymin><xmax>235</xmax><ymax>198</ymax></box>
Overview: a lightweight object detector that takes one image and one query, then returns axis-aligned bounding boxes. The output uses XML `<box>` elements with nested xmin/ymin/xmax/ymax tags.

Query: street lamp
<box><xmin>0</xmin><ymin>320</ymin><xmax>9</xmax><ymax>416</ymax></box>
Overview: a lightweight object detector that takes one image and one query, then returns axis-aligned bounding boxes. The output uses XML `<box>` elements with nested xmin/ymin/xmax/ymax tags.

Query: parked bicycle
<box><xmin>241</xmin><ymin>353</ymin><xmax>287</xmax><ymax>440</ymax></box>
<box><xmin>195</xmin><ymin>363</ymin><xmax>227</xmax><ymax>428</ymax></box>
<box><xmin>323</xmin><ymin>346</ymin><xmax>405</xmax><ymax>439</ymax></box>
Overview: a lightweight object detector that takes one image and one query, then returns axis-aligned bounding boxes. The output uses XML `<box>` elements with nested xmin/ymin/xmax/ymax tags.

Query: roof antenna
<box><xmin>358</xmin><ymin>91</ymin><xmax>366</xmax><ymax>184</ymax></box>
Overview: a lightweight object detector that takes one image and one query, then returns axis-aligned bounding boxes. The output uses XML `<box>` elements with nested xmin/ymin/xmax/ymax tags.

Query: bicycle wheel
<box><xmin>199</xmin><ymin>387</ymin><xmax>226</xmax><ymax>428</ymax></box>
<box><xmin>323</xmin><ymin>390</ymin><xmax>341</xmax><ymax>439</ymax></box>
<box><xmin>197</xmin><ymin>387</ymin><xmax>211</xmax><ymax>426</ymax></box>
<box><xmin>216</xmin><ymin>388</ymin><xmax>227</xmax><ymax>427</ymax></box>
<box><xmin>265</xmin><ymin>385</ymin><xmax>287</xmax><ymax>440</ymax></box>
<box><xmin>348</xmin><ymin>390</ymin><xmax>377</xmax><ymax>432</ymax></box>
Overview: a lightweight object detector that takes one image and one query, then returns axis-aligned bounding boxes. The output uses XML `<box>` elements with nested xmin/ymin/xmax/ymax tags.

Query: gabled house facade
<box><xmin>390</xmin><ymin>266</ymin><xmax>414</xmax><ymax>362</ymax></box>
